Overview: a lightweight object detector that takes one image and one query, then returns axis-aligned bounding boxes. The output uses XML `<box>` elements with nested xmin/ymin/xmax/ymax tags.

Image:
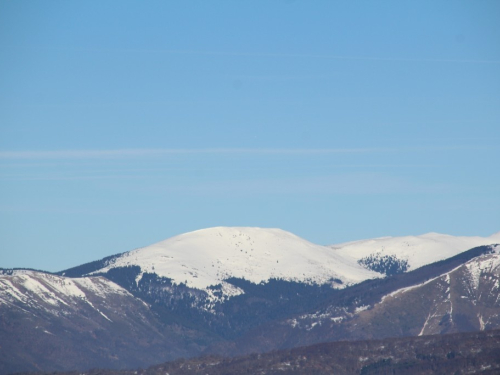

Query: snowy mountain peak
<box><xmin>330</xmin><ymin>231</ymin><xmax>500</xmax><ymax>274</ymax></box>
<box><xmin>159</xmin><ymin>226</ymin><xmax>313</xmax><ymax>251</ymax></box>
<box><xmin>490</xmin><ymin>231</ymin><xmax>500</xmax><ymax>240</ymax></box>
<box><xmin>89</xmin><ymin>226</ymin><xmax>380</xmax><ymax>293</ymax></box>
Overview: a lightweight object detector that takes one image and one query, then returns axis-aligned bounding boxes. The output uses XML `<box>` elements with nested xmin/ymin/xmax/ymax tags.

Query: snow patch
<box><xmin>355</xmin><ymin>305</ymin><xmax>370</xmax><ymax>313</ymax></box>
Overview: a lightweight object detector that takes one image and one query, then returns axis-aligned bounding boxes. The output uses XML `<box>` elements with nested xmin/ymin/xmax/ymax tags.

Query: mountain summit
<box><xmin>85</xmin><ymin>227</ymin><xmax>380</xmax><ymax>294</ymax></box>
<box><xmin>2</xmin><ymin>227</ymin><xmax>500</xmax><ymax>374</ymax></box>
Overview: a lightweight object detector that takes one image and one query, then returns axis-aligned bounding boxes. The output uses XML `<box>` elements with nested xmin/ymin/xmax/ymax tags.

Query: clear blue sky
<box><xmin>1</xmin><ymin>1</ymin><xmax>499</xmax><ymax>272</ymax></box>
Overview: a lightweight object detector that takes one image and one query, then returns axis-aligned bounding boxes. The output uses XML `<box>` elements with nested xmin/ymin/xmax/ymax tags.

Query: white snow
<box><xmin>5</xmin><ymin>228</ymin><xmax>498</xmax><ymax>312</ymax></box>
<box><xmin>90</xmin><ymin>227</ymin><xmax>381</xmax><ymax>297</ymax></box>
<box><xmin>381</xmin><ymin>247</ymin><xmax>500</xmax><ymax>306</ymax></box>
<box><xmin>330</xmin><ymin>231</ymin><xmax>500</xmax><ymax>273</ymax></box>
<box><xmin>354</xmin><ymin>305</ymin><xmax>370</xmax><ymax>313</ymax></box>
<box><xmin>0</xmin><ymin>271</ymin><xmax>132</xmax><ymax>320</ymax></box>
<box><xmin>381</xmin><ymin>263</ymin><xmax>466</xmax><ymax>303</ymax></box>
<box><xmin>307</xmin><ymin>322</ymin><xmax>318</xmax><ymax>330</ymax></box>
<box><xmin>73</xmin><ymin>277</ymin><xmax>132</xmax><ymax>298</ymax></box>
<box><xmin>419</xmin><ymin>313</ymin><xmax>434</xmax><ymax>336</ymax></box>
<box><xmin>478</xmin><ymin>313</ymin><xmax>486</xmax><ymax>331</ymax></box>
<box><xmin>465</xmin><ymin>251</ymin><xmax>500</xmax><ymax>289</ymax></box>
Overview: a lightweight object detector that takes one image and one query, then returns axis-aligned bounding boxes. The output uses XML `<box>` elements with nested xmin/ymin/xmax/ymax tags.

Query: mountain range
<box><xmin>1</xmin><ymin>227</ymin><xmax>500</xmax><ymax>374</ymax></box>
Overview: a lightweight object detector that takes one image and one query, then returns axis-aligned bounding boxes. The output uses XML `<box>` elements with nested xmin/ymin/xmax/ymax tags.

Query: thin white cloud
<box><xmin>39</xmin><ymin>46</ymin><xmax>500</xmax><ymax>64</ymax></box>
<box><xmin>167</xmin><ymin>50</ymin><xmax>500</xmax><ymax>65</ymax></box>
<box><xmin>0</xmin><ymin>146</ymin><xmax>480</xmax><ymax>160</ymax></box>
<box><xmin>0</xmin><ymin>164</ymin><xmax>443</xmax><ymax>182</ymax></box>
<box><xmin>0</xmin><ymin>174</ymin><xmax>146</xmax><ymax>181</ymax></box>
<box><xmin>0</xmin><ymin>148</ymin><xmax>382</xmax><ymax>160</ymax></box>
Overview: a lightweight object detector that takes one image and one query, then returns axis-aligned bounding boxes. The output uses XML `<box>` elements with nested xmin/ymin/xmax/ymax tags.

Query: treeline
<box><xmin>22</xmin><ymin>329</ymin><xmax>500</xmax><ymax>375</ymax></box>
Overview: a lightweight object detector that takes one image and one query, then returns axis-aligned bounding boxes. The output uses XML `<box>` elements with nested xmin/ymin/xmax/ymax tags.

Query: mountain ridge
<box><xmin>201</xmin><ymin>244</ymin><xmax>500</xmax><ymax>357</ymax></box>
<box><xmin>59</xmin><ymin>227</ymin><xmax>500</xmax><ymax>298</ymax></box>
<box><xmin>2</xmin><ymin>227</ymin><xmax>500</xmax><ymax>374</ymax></box>
<box><xmin>69</xmin><ymin>227</ymin><xmax>381</xmax><ymax>299</ymax></box>
<box><xmin>330</xmin><ymin>230</ymin><xmax>500</xmax><ymax>274</ymax></box>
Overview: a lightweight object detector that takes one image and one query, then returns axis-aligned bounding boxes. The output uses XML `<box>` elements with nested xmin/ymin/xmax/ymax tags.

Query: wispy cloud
<box><xmin>0</xmin><ymin>164</ymin><xmax>444</xmax><ymax>182</ymax></box>
<box><xmin>26</xmin><ymin>46</ymin><xmax>500</xmax><ymax>64</ymax></box>
<box><xmin>162</xmin><ymin>50</ymin><xmax>500</xmax><ymax>65</ymax></box>
<box><xmin>0</xmin><ymin>146</ymin><xmax>480</xmax><ymax>160</ymax></box>
<box><xmin>0</xmin><ymin>148</ymin><xmax>380</xmax><ymax>160</ymax></box>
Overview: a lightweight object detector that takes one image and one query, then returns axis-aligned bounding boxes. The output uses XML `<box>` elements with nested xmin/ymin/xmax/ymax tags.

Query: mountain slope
<box><xmin>55</xmin><ymin>228</ymin><xmax>383</xmax><ymax>340</ymax></box>
<box><xmin>208</xmin><ymin>245</ymin><xmax>500</xmax><ymax>356</ymax></box>
<box><xmin>331</xmin><ymin>231</ymin><xmax>500</xmax><ymax>275</ymax></box>
<box><xmin>3</xmin><ymin>228</ymin><xmax>500</xmax><ymax>374</ymax></box>
<box><xmin>0</xmin><ymin>269</ymin><xmax>132</xmax><ymax>314</ymax></box>
<box><xmin>64</xmin><ymin>227</ymin><xmax>380</xmax><ymax>299</ymax></box>
<box><xmin>31</xmin><ymin>330</ymin><xmax>500</xmax><ymax>375</ymax></box>
<box><xmin>0</xmin><ymin>271</ymin><xmax>213</xmax><ymax>375</ymax></box>
<box><xmin>55</xmin><ymin>227</ymin><xmax>500</xmax><ymax>344</ymax></box>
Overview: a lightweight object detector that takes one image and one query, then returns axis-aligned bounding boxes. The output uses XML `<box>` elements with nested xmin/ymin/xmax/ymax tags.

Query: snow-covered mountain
<box><xmin>330</xmin><ymin>231</ymin><xmax>500</xmax><ymax>275</ymax></box>
<box><xmin>83</xmin><ymin>227</ymin><xmax>381</xmax><ymax>296</ymax></box>
<box><xmin>0</xmin><ymin>270</ymin><xmax>132</xmax><ymax>319</ymax></box>
<box><xmin>213</xmin><ymin>244</ymin><xmax>500</xmax><ymax>356</ymax></box>
<box><xmin>60</xmin><ymin>227</ymin><xmax>500</xmax><ymax>306</ymax></box>
<box><xmin>0</xmin><ymin>270</ymin><xmax>204</xmax><ymax>374</ymax></box>
<box><xmin>2</xmin><ymin>228</ymin><xmax>500</xmax><ymax>374</ymax></box>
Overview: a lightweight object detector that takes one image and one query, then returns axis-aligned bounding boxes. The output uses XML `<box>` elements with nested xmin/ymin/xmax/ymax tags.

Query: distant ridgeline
<box><xmin>2</xmin><ymin>226</ymin><xmax>500</xmax><ymax>375</ymax></box>
<box><xmin>57</xmin><ymin>329</ymin><xmax>500</xmax><ymax>375</ymax></box>
<box><xmin>56</xmin><ymin>253</ymin><xmax>123</xmax><ymax>277</ymax></box>
<box><xmin>0</xmin><ymin>268</ymin><xmax>53</xmax><ymax>275</ymax></box>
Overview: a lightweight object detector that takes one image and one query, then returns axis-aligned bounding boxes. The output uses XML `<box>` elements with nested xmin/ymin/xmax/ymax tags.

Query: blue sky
<box><xmin>1</xmin><ymin>1</ymin><xmax>499</xmax><ymax>271</ymax></box>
